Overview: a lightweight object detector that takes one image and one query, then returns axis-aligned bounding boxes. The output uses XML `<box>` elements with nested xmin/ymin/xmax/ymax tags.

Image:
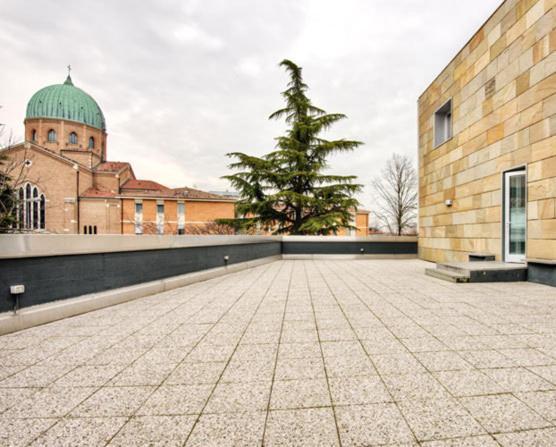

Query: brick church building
<box><xmin>2</xmin><ymin>73</ymin><xmax>235</xmax><ymax>235</ymax></box>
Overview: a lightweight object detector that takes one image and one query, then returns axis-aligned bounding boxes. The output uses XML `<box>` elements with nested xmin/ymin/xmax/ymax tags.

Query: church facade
<box><xmin>2</xmin><ymin>74</ymin><xmax>235</xmax><ymax>235</ymax></box>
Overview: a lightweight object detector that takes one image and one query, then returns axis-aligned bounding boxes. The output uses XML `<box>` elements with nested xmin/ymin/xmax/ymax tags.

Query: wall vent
<box><xmin>485</xmin><ymin>78</ymin><xmax>496</xmax><ymax>99</ymax></box>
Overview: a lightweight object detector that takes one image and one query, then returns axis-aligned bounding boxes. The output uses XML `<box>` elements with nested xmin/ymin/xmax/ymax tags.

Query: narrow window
<box><xmin>434</xmin><ymin>99</ymin><xmax>452</xmax><ymax>147</ymax></box>
<box><xmin>18</xmin><ymin>188</ymin><xmax>24</xmax><ymax>229</ymax></box>
<box><xmin>69</xmin><ymin>132</ymin><xmax>78</xmax><ymax>145</ymax></box>
<box><xmin>84</xmin><ymin>225</ymin><xmax>88</xmax><ymax>234</ymax></box>
<box><xmin>93</xmin><ymin>226</ymin><xmax>98</xmax><ymax>235</ymax></box>
<box><xmin>135</xmin><ymin>202</ymin><xmax>143</xmax><ymax>234</ymax></box>
<box><xmin>88</xmin><ymin>225</ymin><xmax>92</xmax><ymax>234</ymax></box>
<box><xmin>31</xmin><ymin>129</ymin><xmax>37</xmax><ymax>142</ymax></box>
<box><xmin>156</xmin><ymin>203</ymin><xmax>164</xmax><ymax>234</ymax></box>
<box><xmin>47</xmin><ymin>129</ymin><xmax>57</xmax><ymax>142</ymax></box>
<box><xmin>177</xmin><ymin>202</ymin><xmax>185</xmax><ymax>234</ymax></box>
<box><xmin>88</xmin><ymin>136</ymin><xmax>95</xmax><ymax>149</ymax></box>
<box><xmin>32</xmin><ymin>187</ymin><xmax>39</xmax><ymax>229</ymax></box>
<box><xmin>39</xmin><ymin>195</ymin><xmax>45</xmax><ymax>229</ymax></box>
<box><xmin>25</xmin><ymin>183</ymin><xmax>31</xmax><ymax>229</ymax></box>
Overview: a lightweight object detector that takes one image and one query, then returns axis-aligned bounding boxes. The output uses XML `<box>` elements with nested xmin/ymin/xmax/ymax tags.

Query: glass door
<box><xmin>504</xmin><ymin>170</ymin><xmax>526</xmax><ymax>263</ymax></box>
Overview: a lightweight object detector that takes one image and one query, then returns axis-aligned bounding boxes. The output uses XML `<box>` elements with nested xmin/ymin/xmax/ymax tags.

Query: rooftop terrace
<box><xmin>1</xmin><ymin>259</ymin><xmax>556</xmax><ymax>446</ymax></box>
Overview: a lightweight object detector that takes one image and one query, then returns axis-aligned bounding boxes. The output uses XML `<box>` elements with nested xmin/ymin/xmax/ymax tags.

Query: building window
<box><xmin>69</xmin><ymin>132</ymin><xmax>78</xmax><ymax>145</ymax></box>
<box><xmin>156</xmin><ymin>203</ymin><xmax>164</xmax><ymax>234</ymax></box>
<box><xmin>47</xmin><ymin>129</ymin><xmax>57</xmax><ymax>142</ymax></box>
<box><xmin>17</xmin><ymin>183</ymin><xmax>46</xmax><ymax>231</ymax></box>
<box><xmin>177</xmin><ymin>202</ymin><xmax>185</xmax><ymax>234</ymax></box>
<box><xmin>88</xmin><ymin>137</ymin><xmax>95</xmax><ymax>149</ymax></box>
<box><xmin>135</xmin><ymin>202</ymin><xmax>143</xmax><ymax>234</ymax></box>
<box><xmin>434</xmin><ymin>99</ymin><xmax>452</xmax><ymax>147</ymax></box>
<box><xmin>31</xmin><ymin>129</ymin><xmax>37</xmax><ymax>142</ymax></box>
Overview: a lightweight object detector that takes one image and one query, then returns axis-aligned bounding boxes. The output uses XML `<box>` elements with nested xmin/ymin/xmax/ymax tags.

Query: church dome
<box><xmin>26</xmin><ymin>75</ymin><xmax>106</xmax><ymax>130</ymax></box>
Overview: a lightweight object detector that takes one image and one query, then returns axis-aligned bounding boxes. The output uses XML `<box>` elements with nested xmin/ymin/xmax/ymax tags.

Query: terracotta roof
<box><xmin>80</xmin><ymin>187</ymin><xmax>117</xmax><ymax>198</ymax></box>
<box><xmin>94</xmin><ymin>161</ymin><xmax>131</xmax><ymax>173</ymax></box>
<box><xmin>173</xmin><ymin>187</ymin><xmax>236</xmax><ymax>201</ymax></box>
<box><xmin>121</xmin><ymin>179</ymin><xmax>172</xmax><ymax>192</ymax></box>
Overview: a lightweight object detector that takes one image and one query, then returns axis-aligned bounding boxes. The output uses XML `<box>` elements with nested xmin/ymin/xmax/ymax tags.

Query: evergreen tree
<box><xmin>0</xmin><ymin>151</ymin><xmax>16</xmax><ymax>232</ymax></box>
<box><xmin>221</xmin><ymin>59</ymin><xmax>362</xmax><ymax>235</ymax></box>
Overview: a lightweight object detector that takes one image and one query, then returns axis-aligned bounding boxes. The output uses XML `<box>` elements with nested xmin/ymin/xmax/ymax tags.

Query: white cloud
<box><xmin>0</xmin><ymin>0</ymin><xmax>501</xmax><ymax>208</ymax></box>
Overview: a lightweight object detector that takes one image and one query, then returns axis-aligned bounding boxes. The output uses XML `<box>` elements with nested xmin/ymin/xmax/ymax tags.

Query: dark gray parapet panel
<box><xmin>527</xmin><ymin>259</ymin><xmax>556</xmax><ymax>288</ymax></box>
<box><xmin>0</xmin><ymin>242</ymin><xmax>281</xmax><ymax>313</ymax></box>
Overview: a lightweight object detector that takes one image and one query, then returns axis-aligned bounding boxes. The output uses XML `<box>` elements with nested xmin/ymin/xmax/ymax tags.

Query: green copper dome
<box><xmin>26</xmin><ymin>75</ymin><xmax>106</xmax><ymax>130</ymax></box>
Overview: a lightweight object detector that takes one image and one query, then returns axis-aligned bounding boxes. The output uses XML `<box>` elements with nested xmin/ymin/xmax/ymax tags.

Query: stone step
<box><xmin>425</xmin><ymin>268</ymin><xmax>470</xmax><ymax>283</ymax></box>
<box><xmin>469</xmin><ymin>252</ymin><xmax>496</xmax><ymax>262</ymax></box>
<box><xmin>430</xmin><ymin>261</ymin><xmax>527</xmax><ymax>283</ymax></box>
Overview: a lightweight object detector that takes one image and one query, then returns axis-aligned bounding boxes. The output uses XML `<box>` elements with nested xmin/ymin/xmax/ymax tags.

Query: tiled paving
<box><xmin>1</xmin><ymin>259</ymin><xmax>556</xmax><ymax>446</ymax></box>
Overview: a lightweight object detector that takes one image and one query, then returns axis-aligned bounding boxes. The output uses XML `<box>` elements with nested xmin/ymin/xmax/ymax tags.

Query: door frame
<box><xmin>503</xmin><ymin>167</ymin><xmax>527</xmax><ymax>263</ymax></box>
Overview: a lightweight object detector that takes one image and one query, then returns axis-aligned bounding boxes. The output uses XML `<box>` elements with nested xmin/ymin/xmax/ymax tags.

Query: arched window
<box><xmin>31</xmin><ymin>129</ymin><xmax>37</xmax><ymax>142</ymax></box>
<box><xmin>69</xmin><ymin>132</ymin><xmax>78</xmax><ymax>145</ymax></box>
<box><xmin>47</xmin><ymin>129</ymin><xmax>57</xmax><ymax>142</ymax></box>
<box><xmin>88</xmin><ymin>137</ymin><xmax>95</xmax><ymax>149</ymax></box>
<box><xmin>17</xmin><ymin>183</ymin><xmax>46</xmax><ymax>231</ymax></box>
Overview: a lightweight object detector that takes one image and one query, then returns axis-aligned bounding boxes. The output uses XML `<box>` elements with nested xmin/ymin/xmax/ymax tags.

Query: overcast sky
<box><xmin>1</xmin><ymin>0</ymin><xmax>500</xmax><ymax>208</ymax></box>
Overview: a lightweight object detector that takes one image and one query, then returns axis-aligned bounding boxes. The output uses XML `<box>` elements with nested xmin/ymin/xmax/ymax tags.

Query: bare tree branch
<box><xmin>371</xmin><ymin>153</ymin><xmax>417</xmax><ymax>236</ymax></box>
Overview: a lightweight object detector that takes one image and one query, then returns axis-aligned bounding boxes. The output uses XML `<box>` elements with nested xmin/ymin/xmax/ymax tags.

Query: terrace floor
<box><xmin>1</xmin><ymin>259</ymin><xmax>556</xmax><ymax>446</ymax></box>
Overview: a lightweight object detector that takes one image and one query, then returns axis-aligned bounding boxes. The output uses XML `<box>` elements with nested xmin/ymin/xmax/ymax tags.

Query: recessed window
<box><xmin>17</xmin><ymin>183</ymin><xmax>46</xmax><ymax>230</ymax></box>
<box><xmin>69</xmin><ymin>132</ymin><xmax>78</xmax><ymax>145</ymax></box>
<box><xmin>47</xmin><ymin>129</ymin><xmax>57</xmax><ymax>142</ymax></box>
<box><xmin>178</xmin><ymin>202</ymin><xmax>185</xmax><ymax>234</ymax></box>
<box><xmin>157</xmin><ymin>203</ymin><xmax>164</xmax><ymax>234</ymax></box>
<box><xmin>88</xmin><ymin>137</ymin><xmax>95</xmax><ymax>149</ymax></box>
<box><xmin>31</xmin><ymin>129</ymin><xmax>37</xmax><ymax>142</ymax></box>
<box><xmin>135</xmin><ymin>202</ymin><xmax>143</xmax><ymax>234</ymax></box>
<box><xmin>434</xmin><ymin>99</ymin><xmax>452</xmax><ymax>147</ymax></box>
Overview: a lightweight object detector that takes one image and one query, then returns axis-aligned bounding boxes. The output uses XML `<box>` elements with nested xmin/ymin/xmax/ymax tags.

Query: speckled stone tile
<box><xmin>29</xmin><ymin>417</ymin><xmax>127</xmax><ymax>446</ymax></box>
<box><xmin>383</xmin><ymin>373</ymin><xmax>450</xmax><ymax>401</ymax></box>
<box><xmin>278</xmin><ymin>342</ymin><xmax>321</xmax><ymax>360</ymax></box>
<box><xmin>165</xmin><ymin>361</ymin><xmax>226</xmax><ymax>385</ymax></box>
<box><xmin>460</xmin><ymin>394</ymin><xmax>551</xmax><ymax>433</ymax></box>
<box><xmin>108</xmin><ymin>361</ymin><xmax>176</xmax><ymax>386</ymax></box>
<box><xmin>270</xmin><ymin>379</ymin><xmax>330</xmax><ymax>409</ymax></box>
<box><xmin>0</xmin><ymin>259</ymin><xmax>555</xmax><ymax>445</ymax></box>
<box><xmin>329</xmin><ymin>375</ymin><xmax>391</xmax><ymax>406</ymax></box>
<box><xmin>0</xmin><ymin>388</ymin><xmax>39</xmax><ymax>414</ymax></box>
<box><xmin>421</xmin><ymin>435</ymin><xmax>499</xmax><ymax>446</ymax></box>
<box><xmin>515</xmin><ymin>390</ymin><xmax>556</xmax><ymax>422</ymax></box>
<box><xmin>398</xmin><ymin>397</ymin><xmax>486</xmax><ymax>441</ymax></box>
<box><xmin>274</xmin><ymin>357</ymin><xmax>326</xmax><ymax>381</ymax></box>
<box><xmin>336</xmin><ymin>403</ymin><xmax>415</xmax><ymax>446</ymax></box>
<box><xmin>109</xmin><ymin>415</ymin><xmax>196</xmax><ymax>446</ymax></box>
<box><xmin>264</xmin><ymin>407</ymin><xmax>339</xmax><ymax>446</ymax></box>
<box><xmin>187</xmin><ymin>411</ymin><xmax>266</xmax><ymax>447</ymax></box>
<box><xmin>137</xmin><ymin>384</ymin><xmax>212</xmax><ymax>416</ymax></box>
<box><xmin>205</xmin><ymin>381</ymin><xmax>271</xmax><ymax>413</ymax></box>
<box><xmin>5</xmin><ymin>386</ymin><xmax>96</xmax><ymax>418</ymax></box>
<box><xmin>414</xmin><ymin>351</ymin><xmax>473</xmax><ymax>372</ymax></box>
<box><xmin>482</xmin><ymin>367</ymin><xmax>554</xmax><ymax>392</ymax></box>
<box><xmin>71</xmin><ymin>386</ymin><xmax>153</xmax><ymax>417</ymax></box>
<box><xmin>494</xmin><ymin>427</ymin><xmax>556</xmax><ymax>446</ymax></box>
<box><xmin>433</xmin><ymin>370</ymin><xmax>505</xmax><ymax>397</ymax></box>
<box><xmin>0</xmin><ymin>418</ymin><xmax>58</xmax><ymax>447</ymax></box>
<box><xmin>52</xmin><ymin>365</ymin><xmax>125</xmax><ymax>388</ymax></box>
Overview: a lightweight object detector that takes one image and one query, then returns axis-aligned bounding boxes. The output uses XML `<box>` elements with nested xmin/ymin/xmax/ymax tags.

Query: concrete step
<box><xmin>425</xmin><ymin>268</ymin><xmax>470</xmax><ymax>283</ymax></box>
<box><xmin>469</xmin><ymin>252</ymin><xmax>496</xmax><ymax>262</ymax></box>
<box><xmin>430</xmin><ymin>261</ymin><xmax>527</xmax><ymax>283</ymax></box>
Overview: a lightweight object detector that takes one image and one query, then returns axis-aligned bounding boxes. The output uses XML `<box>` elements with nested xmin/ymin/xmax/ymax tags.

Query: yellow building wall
<box><xmin>418</xmin><ymin>0</ymin><xmax>556</xmax><ymax>263</ymax></box>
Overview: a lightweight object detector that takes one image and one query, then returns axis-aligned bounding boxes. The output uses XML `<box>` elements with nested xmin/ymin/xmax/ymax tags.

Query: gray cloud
<box><xmin>0</xmin><ymin>0</ymin><xmax>500</xmax><ymax>208</ymax></box>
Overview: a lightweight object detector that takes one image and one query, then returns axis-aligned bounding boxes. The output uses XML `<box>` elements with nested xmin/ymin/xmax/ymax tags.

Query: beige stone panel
<box><xmin>543</xmin><ymin>93</ymin><xmax>556</xmax><ymax>117</ymax></box>
<box><xmin>537</xmin><ymin>198</ymin><xmax>556</xmax><ymax>217</ymax></box>
<box><xmin>528</xmin><ymin>177</ymin><xmax>556</xmax><ymax>200</ymax></box>
<box><xmin>530</xmin><ymin>117</ymin><xmax>552</xmax><ymax>142</ymax></box>
<box><xmin>528</xmin><ymin>238</ymin><xmax>556</xmax><ymax>259</ymax></box>
<box><xmin>529</xmin><ymin>200</ymin><xmax>539</xmax><ymax>219</ymax></box>
<box><xmin>525</xmin><ymin>0</ymin><xmax>546</xmax><ymax>28</ymax></box>
<box><xmin>529</xmin><ymin>154</ymin><xmax>556</xmax><ymax>181</ymax></box>
<box><xmin>528</xmin><ymin>218</ymin><xmax>556</xmax><ymax>238</ymax></box>
<box><xmin>517</xmin><ymin>73</ymin><xmax>556</xmax><ymax>112</ymax></box>
<box><xmin>531</xmin><ymin>134</ymin><xmax>556</xmax><ymax>161</ymax></box>
<box><xmin>533</xmin><ymin>34</ymin><xmax>551</xmax><ymax>64</ymax></box>
<box><xmin>462</xmin><ymin>222</ymin><xmax>500</xmax><ymax>238</ymax></box>
<box><xmin>530</xmin><ymin>52</ymin><xmax>556</xmax><ymax>85</ymax></box>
